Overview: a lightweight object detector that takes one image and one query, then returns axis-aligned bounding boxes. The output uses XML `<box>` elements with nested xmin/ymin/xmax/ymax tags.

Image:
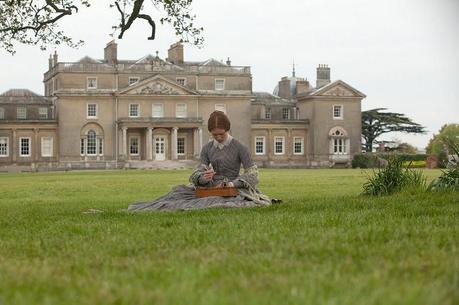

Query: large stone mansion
<box><xmin>0</xmin><ymin>41</ymin><xmax>365</xmax><ymax>171</ymax></box>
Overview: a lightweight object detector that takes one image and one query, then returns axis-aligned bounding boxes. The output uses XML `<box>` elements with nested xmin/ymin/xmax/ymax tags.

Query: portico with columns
<box><xmin>115</xmin><ymin>72</ymin><xmax>207</xmax><ymax>163</ymax></box>
<box><xmin>118</xmin><ymin>120</ymin><xmax>203</xmax><ymax>162</ymax></box>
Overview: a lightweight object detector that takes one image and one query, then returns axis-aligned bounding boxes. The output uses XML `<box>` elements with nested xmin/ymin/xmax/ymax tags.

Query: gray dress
<box><xmin>128</xmin><ymin>137</ymin><xmax>272</xmax><ymax>211</ymax></box>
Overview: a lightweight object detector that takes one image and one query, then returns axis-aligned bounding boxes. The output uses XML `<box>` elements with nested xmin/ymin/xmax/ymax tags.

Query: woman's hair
<box><xmin>207</xmin><ymin>111</ymin><xmax>231</xmax><ymax>132</ymax></box>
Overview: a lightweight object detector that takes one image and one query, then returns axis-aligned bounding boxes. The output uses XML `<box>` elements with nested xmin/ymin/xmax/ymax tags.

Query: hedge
<box><xmin>352</xmin><ymin>153</ymin><xmax>427</xmax><ymax>168</ymax></box>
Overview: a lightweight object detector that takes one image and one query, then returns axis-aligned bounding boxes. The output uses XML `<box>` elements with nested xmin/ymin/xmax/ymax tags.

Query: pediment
<box><xmin>322</xmin><ymin>85</ymin><xmax>354</xmax><ymax>97</ymax></box>
<box><xmin>118</xmin><ymin>75</ymin><xmax>197</xmax><ymax>95</ymax></box>
<box><xmin>312</xmin><ymin>80</ymin><xmax>366</xmax><ymax>98</ymax></box>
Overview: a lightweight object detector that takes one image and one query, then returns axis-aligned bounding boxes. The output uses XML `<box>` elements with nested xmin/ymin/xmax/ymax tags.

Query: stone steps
<box><xmin>126</xmin><ymin>160</ymin><xmax>198</xmax><ymax>170</ymax></box>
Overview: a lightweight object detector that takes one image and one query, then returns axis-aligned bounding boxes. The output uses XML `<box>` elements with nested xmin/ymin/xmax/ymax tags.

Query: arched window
<box><xmin>87</xmin><ymin>130</ymin><xmax>97</xmax><ymax>155</ymax></box>
<box><xmin>329</xmin><ymin>127</ymin><xmax>349</xmax><ymax>155</ymax></box>
<box><xmin>332</xmin><ymin>129</ymin><xmax>344</xmax><ymax>137</ymax></box>
<box><xmin>80</xmin><ymin>126</ymin><xmax>104</xmax><ymax>156</ymax></box>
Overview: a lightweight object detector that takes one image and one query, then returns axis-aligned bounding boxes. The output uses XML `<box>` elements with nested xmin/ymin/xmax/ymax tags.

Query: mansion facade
<box><xmin>0</xmin><ymin>41</ymin><xmax>365</xmax><ymax>171</ymax></box>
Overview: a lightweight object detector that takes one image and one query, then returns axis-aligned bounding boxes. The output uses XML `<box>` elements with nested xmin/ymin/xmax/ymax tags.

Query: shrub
<box><xmin>352</xmin><ymin>154</ymin><xmax>382</xmax><ymax>168</ymax></box>
<box><xmin>353</xmin><ymin>153</ymin><xmax>427</xmax><ymax>169</ymax></box>
<box><xmin>437</xmin><ymin>151</ymin><xmax>448</xmax><ymax>169</ymax></box>
<box><xmin>362</xmin><ymin>156</ymin><xmax>427</xmax><ymax>196</ymax></box>
<box><xmin>429</xmin><ymin>168</ymin><xmax>459</xmax><ymax>191</ymax></box>
<box><xmin>378</xmin><ymin>153</ymin><xmax>427</xmax><ymax>162</ymax></box>
<box><xmin>429</xmin><ymin>139</ymin><xmax>459</xmax><ymax>191</ymax></box>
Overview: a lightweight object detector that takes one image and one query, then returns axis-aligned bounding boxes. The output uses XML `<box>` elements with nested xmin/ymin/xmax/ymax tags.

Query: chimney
<box><xmin>167</xmin><ymin>42</ymin><xmax>184</xmax><ymax>64</ymax></box>
<box><xmin>277</xmin><ymin>76</ymin><xmax>292</xmax><ymax>99</ymax></box>
<box><xmin>296</xmin><ymin>78</ymin><xmax>310</xmax><ymax>94</ymax></box>
<box><xmin>48</xmin><ymin>54</ymin><xmax>53</xmax><ymax>69</ymax></box>
<box><xmin>104</xmin><ymin>40</ymin><xmax>118</xmax><ymax>65</ymax></box>
<box><xmin>316</xmin><ymin>64</ymin><xmax>331</xmax><ymax>88</ymax></box>
<box><xmin>53</xmin><ymin>51</ymin><xmax>58</xmax><ymax>66</ymax></box>
<box><xmin>226</xmin><ymin>57</ymin><xmax>231</xmax><ymax>66</ymax></box>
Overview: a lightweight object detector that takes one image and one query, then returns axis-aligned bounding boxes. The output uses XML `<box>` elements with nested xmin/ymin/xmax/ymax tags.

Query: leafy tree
<box><xmin>426</xmin><ymin>124</ymin><xmax>459</xmax><ymax>155</ymax></box>
<box><xmin>362</xmin><ymin>108</ymin><xmax>426</xmax><ymax>152</ymax></box>
<box><xmin>0</xmin><ymin>0</ymin><xmax>204</xmax><ymax>55</ymax></box>
<box><xmin>426</xmin><ymin>124</ymin><xmax>459</xmax><ymax>167</ymax></box>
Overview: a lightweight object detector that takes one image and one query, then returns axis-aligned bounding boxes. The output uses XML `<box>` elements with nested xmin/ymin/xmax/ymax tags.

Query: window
<box><xmin>80</xmin><ymin>131</ymin><xmax>103</xmax><ymax>156</ymax></box>
<box><xmin>17</xmin><ymin>107</ymin><xmax>27</xmax><ymax>119</ymax></box>
<box><xmin>129</xmin><ymin>104</ymin><xmax>139</xmax><ymax>117</ymax></box>
<box><xmin>129</xmin><ymin>77</ymin><xmax>139</xmax><ymax>85</ymax></box>
<box><xmin>293</xmin><ymin>137</ymin><xmax>304</xmax><ymax>155</ymax></box>
<box><xmin>39</xmin><ymin>107</ymin><xmax>48</xmax><ymax>119</ymax></box>
<box><xmin>87</xmin><ymin>77</ymin><xmax>97</xmax><ymax>89</ymax></box>
<box><xmin>130</xmin><ymin>137</ymin><xmax>139</xmax><ymax>155</ymax></box>
<box><xmin>329</xmin><ymin>127</ymin><xmax>348</xmax><ymax>155</ymax></box>
<box><xmin>333</xmin><ymin>105</ymin><xmax>343</xmax><ymax>119</ymax></box>
<box><xmin>19</xmin><ymin>137</ymin><xmax>30</xmax><ymax>157</ymax></box>
<box><xmin>176</xmin><ymin>78</ymin><xmax>186</xmax><ymax>86</ymax></box>
<box><xmin>98</xmin><ymin>138</ymin><xmax>103</xmax><ymax>155</ymax></box>
<box><xmin>0</xmin><ymin>107</ymin><xmax>4</xmax><ymax>119</ymax></box>
<box><xmin>215</xmin><ymin>79</ymin><xmax>225</xmax><ymax>90</ymax></box>
<box><xmin>86</xmin><ymin>130</ymin><xmax>97</xmax><ymax>155</ymax></box>
<box><xmin>255</xmin><ymin>137</ymin><xmax>265</xmax><ymax>155</ymax></box>
<box><xmin>177</xmin><ymin>137</ymin><xmax>185</xmax><ymax>155</ymax></box>
<box><xmin>282</xmin><ymin>108</ymin><xmax>290</xmax><ymax>120</ymax></box>
<box><xmin>87</xmin><ymin>104</ymin><xmax>97</xmax><ymax>118</ymax></box>
<box><xmin>152</xmin><ymin>104</ymin><xmax>164</xmax><ymax>118</ymax></box>
<box><xmin>80</xmin><ymin>138</ymin><xmax>85</xmax><ymax>156</ymax></box>
<box><xmin>333</xmin><ymin>138</ymin><xmax>347</xmax><ymax>154</ymax></box>
<box><xmin>215</xmin><ymin>104</ymin><xmax>226</xmax><ymax>113</ymax></box>
<box><xmin>41</xmin><ymin>137</ymin><xmax>53</xmax><ymax>157</ymax></box>
<box><xmin>332</xmin><ymin>129</ymin><xmax>344</xmax><ymax>137</ymax></box>
<box><xmin>0</xmin><ymin>137</ymin><xmax>8</xmax><ymax>157</ymax></box>
<box><xmin>274</xmin><ymin>137</ymin><xmax>285</xmax><ymax>155</ymax></box>
<box><xmin>176</xmin><ymin>103</ymin><xmax>187</xmax><ymax>118</ymax></box>
<box><xmin>265</xmin><ymin>108</ymin><xmax>271</xmax><ymax>119</ymax></box>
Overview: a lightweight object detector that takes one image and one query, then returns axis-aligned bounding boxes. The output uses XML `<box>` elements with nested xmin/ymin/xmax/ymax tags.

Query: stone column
<box><xmin>34</xmin><ymin>128</ymin><xmax>39</xmax><ymax>162</ymax></box>
<box><xmin>287</xmin><ymin>128</ymin><xmax>292</xmax><ymax>158</ymax></box>
<box><xmin>193</xmin><ymin>128</ymin><xmax>199</xmax><ymax>158</ymax></box>
<box><xmin>198</xmin><ymin>127</ymin><xmax>203</xmax><ymax>153</ymax></box>
<box><xmin>147</xmin><ymin>127</ymin><xmax>153</xmax><ymax>160</ymax></box>
<box><xmin>267</xmin><ymin>129</ymin><xmax>272</xmax><ymax>161</ymax></box>
<box><xmin>171</xmin><ymin>127</ymin><xmax>178</xmax><ymax>160</ymax></box>
<box><xmin>122</xmin><ymin>127</ymin><xmax>127</xmax><ymax>157</ymax></box>
<box><xmin>12</xmin><ymin>128</ymin><xmax>17</xmax><ymax>163</ymax></box>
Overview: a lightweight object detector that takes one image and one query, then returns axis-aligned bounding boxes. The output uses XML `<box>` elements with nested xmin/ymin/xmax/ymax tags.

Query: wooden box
<box><xmin>195</xmin><ymin>186</ymin><xmax>239</xmax><ymax>198</ymax></box>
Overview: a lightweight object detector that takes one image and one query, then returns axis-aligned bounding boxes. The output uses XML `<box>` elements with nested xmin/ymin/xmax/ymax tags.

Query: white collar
<box><xmin>212</xmin><ymin>134</ymin><xmax>233</xmax><ymax>149</ymax></box>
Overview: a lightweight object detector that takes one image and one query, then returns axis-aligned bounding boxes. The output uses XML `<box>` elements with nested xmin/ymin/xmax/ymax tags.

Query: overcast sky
<box><xmin>0</xmin><ymin>0</ymin><xmax>458</xmax><ymax>150</ymax></box>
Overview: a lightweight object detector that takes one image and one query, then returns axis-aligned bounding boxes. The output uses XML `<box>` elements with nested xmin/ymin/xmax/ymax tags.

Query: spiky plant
<box><xmin>429</xmin><ymin>139</ymin><xmax>459</xmax><ymax>191</ymax></box>
<box><xmin>362</xmin><ymin>156</ymin><xmax>427</xmax><ymax>196</ymax></box>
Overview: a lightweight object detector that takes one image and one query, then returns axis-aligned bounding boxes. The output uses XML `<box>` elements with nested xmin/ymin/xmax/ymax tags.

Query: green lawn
<box><xmin>0</xmin><ymin>169</ymin><xmax>457</xmax><ymax>305</ymax></box>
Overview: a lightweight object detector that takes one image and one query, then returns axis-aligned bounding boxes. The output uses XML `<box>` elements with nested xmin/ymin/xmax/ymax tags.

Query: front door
<box><xmin>154</xmin><ymin>136</ymin><xmax>166</xmax><ymax>161</ymax></box>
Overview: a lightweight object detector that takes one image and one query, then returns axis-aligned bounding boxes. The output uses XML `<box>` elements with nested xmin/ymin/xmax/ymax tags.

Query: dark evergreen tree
<box><xmin>362</xmin><ymin>108</ymin><xmax>426</xmax><ymax>152</ymax></box>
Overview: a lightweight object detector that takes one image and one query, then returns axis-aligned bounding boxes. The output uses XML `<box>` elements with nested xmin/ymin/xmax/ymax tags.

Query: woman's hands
<box><xmin>200</xmin><ymin>165</ymin><xmax>234</xmax><ymax>187</ymax></box>
<box><xmin>201</xmin><ymin>168</ymin><xmax>215</xmax><ymax>183</ymax></box>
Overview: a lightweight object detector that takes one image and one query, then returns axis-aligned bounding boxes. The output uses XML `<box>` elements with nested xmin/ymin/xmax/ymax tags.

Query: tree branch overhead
<box><xmin>0</xmin><ymin>0</ymin><xmax>203</xmax><ymax>54</ymax></box>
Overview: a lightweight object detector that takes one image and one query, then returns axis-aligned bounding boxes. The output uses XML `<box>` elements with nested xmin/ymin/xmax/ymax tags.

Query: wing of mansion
<box><xmin>0</xmin><ymin>41</ymin><xmax>365</xmax><ymax>171</ymax></box>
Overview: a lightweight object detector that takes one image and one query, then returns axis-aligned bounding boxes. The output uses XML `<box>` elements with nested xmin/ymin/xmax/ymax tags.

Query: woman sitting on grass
<box><xmin>128</xmin><ymin>111</ymin><xmax>272</xmax><ymax>211</ymax></box>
